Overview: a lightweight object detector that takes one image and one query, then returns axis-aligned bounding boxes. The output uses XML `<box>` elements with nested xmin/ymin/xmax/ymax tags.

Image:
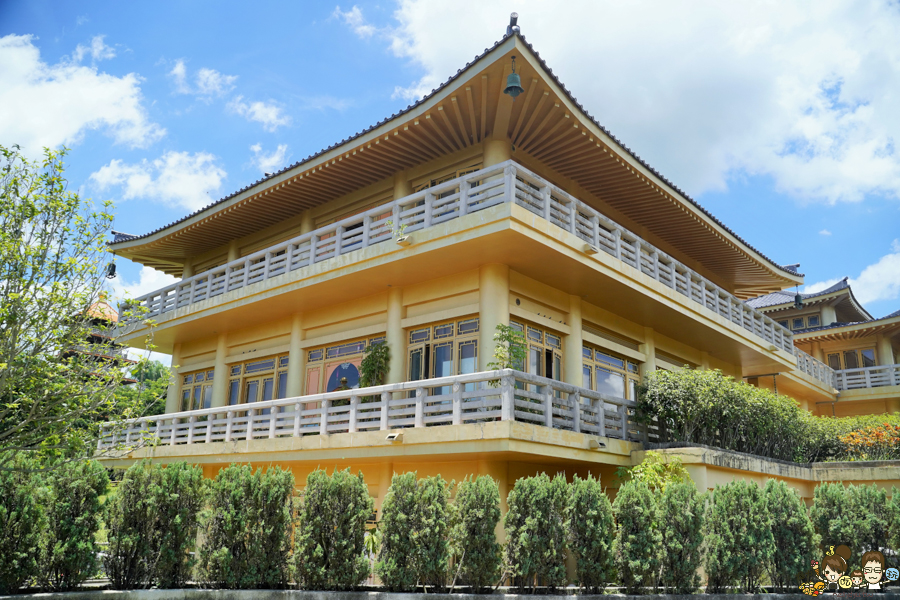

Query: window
<box><xmin>807</xmin><ymin>315</ymin><xmax>820</xmax><ymax>327</ymax></box>
<box><xmin>226</xmin><ymin>354</ymin><xmax>290</xmax><ymax>406</ymax></box>
<box><xmin>408</xmin><ymin>318</ymin><xmax>480</xmax><ymax>392</ymax></box>
<box><xmin>510</xmin><ymin>320</ymin><xmax>563</xmax><ymax>381</ymax></box>
<box><xmin>778</xmin><ymin>320</ymin><xmax>789</xmax><ymax>329</ymax></box>
<box><xmin>583</xmin><ymin>346</ymin><xmax>640</xmax><ymax>400</ymax></box>
<box><xmin>181</xmin><ymin>369</ymin><xmax>214</xmax><ymax>411</ymax></box>
<box><xmin>826</xmin><ymin>348</ymin><xmax>877</xmax><ymax>370</ymax></box>
<box><xmin>792</xmin><ymin>317</ymin><xmax>805</xmax><ymax>330</ymax></box>
<box><xmin>305</xmin><ymin>336</ymin><xmax>384</xmax><ymax>394</ymax></box>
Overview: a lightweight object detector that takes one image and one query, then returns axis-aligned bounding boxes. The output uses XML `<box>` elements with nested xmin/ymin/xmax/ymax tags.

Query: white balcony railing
<box><xmin>97</xmin><ymin>369</ymin><xmax>650</xmax><ymax>450</ymax></box>
<box><xmin>794</xmin><ymin>348</ymin><xmax>837</xmax><ymax>389</ymax></box>
<box><xmin>835</xmin><ymin>364</ymin><xmax>900</xmax><ymax>390</ymax></box>
<box><xmin>120</xmin><ymin>160</ymin><xmax>793</xmax><ymax>353</ymax></box>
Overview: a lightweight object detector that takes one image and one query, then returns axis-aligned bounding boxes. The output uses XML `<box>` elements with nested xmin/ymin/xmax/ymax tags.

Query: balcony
<box><xmin>120</xmin><ymin>160</ymin><xmax>794</xmax><ymax>355</ymax></box>
<box><xmin>793</xmin><ymin>348</ymin><xmax>837</xmax><ymax>389</ymax></box>
<box><xmin>98</xmin><ymin>369</ymin><xmax>649</xmax><ymax>450</ymax></box>
<box><xmin>835</xmin><ymin>364</ymin><xmax>900</xmax><ymax>391</ymax></box>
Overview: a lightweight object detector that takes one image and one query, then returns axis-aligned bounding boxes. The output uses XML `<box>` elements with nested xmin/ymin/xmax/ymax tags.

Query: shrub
<box><xmin>809</xmin><ymin>482</ymin><xmax>855</xmax><ymax>551</ymax></box>
<box><xmin>416</xmin><ymin>475</ymin><xmax>452</xmax><ymax>589</ymax></box>
<box><xmin>657</xmin><ymin>481</ymin><xmax>703</xmax><ymax>594</ymax></box>
<box><xmin>452</xmin><ymin>475</ymin><xmax>502</xmax><ymax>592</ymax></box>
<box><xmin>612</xmin><ymin>479</ymin><xmax>660</xmax><ymax>594</ymax></box>
<box><xmin>153</xmin><ymin>462</ymin><xmax>205</xmax><ymax>588</ymax></box>
<box><xmin>294</xmin><ymin>468</ymin><xmax>373</xmax><ymax>590</ymax></box>
<box><xmin>0</xmin><ymin>462</ymin><xmax>46</xmax><ymax>594</ymax></box>
<box><xmin>198</xmin><ymin>464</ymin><xmax>294</xmax><ymax>589</ymax></box>
<box><xmin>376</xmin><ymin>472</ymin><xmax>420</xmax><ymax>591</ymax></box>
<box><xmin>567</xmin><ymin>474</ymin><xmax>615</xmax><ymax>593</ymax></box>
<box><xmin>104</xmin><ymin>461</ymin><xmax>158</xmax><ymax>589</ymax></box>
<box><xmin>839</xmin><ymin>422</ymin><xmax>900</xmax><ymax>460</ymax></box>
<box><xmin>505</xmin><ymin>473</ymin><xmax>568</xmax><ymax>592</ymax></box>
<box><xmin>616</xmin><ymin>450</ymin><xmax>689</xmax><ymax>492</ymax></box>
<box><xmin>703</xmin><ymin>480</ymin><xmax>774</xmax><ymax>593</ymax></box>
<box><xmin>39</xmin><ymin>460</ymin><xmax>109</xmax><ymax>591</ymax></box>
<box><xmin>765</xmin><ymin>480</ymin><xmax>818</xmax><ymax>593</ymax></box>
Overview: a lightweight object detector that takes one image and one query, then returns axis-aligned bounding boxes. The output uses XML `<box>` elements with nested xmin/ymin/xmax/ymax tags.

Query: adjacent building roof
<box><xmin>746</xmin><ymin>278</ymin><xmax>852</xmax><ymax>310</ymax></box>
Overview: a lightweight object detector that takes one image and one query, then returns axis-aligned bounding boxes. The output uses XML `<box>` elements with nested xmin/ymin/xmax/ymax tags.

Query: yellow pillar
<box><xmin>210</xmin><ymin>333</ymin><xmax>228</xmax><ymax>408</ymax></box>
<box><xmin>821</xmin><ymin>305</ymin><xmax>837</xmax><ymax>326</ymax></box>
<box><xmin>483</xmin><ymin>137</ymin><xmax>511</xmax><ymax>167</ymax></box>
<box><xmin>393</xmin><ymin>170</ymin><xmax>412</xmax><ymax>199</ymax></box>
<box><xmin>181</xmin><ymin>258</ymin><xmax>193</xmax><ymax>279</ymax></box>
<box><xmin>479</xmin><ymin>264</ymin><xmax>510</xmax><ymax>371</ymax></box>
<box><xmin>565</xmin><ymin>294</ymin><xmax>583</xmax><ymax>387</ymax></box>
<box><xmin>876</xmin><ymin>334</ymin><xmax>895</xmax><ymax>366</ymax></box>
<box><xmin>376</xmin><ymin>461</ymin><xmax>394</xmax><ymax>514</ymax></box>
<box><xmin>640</xmin><ymin>327</ymin><xmax>657</xmax><ymax>377</ymax></box>
<box><xmin>165</xmin><ymin>343</ymin><xmax>183</xmax><ymax>414</ymax></box>
<box><xmin>478</xmin><ymin>460</ymin><xmax>509</xmax><ymax>542</ymax></box>
<box><xmin>685</xmin><ymin>464</ymin><xmax>709</xmax><ymax>493</ymax></box>
<box><xmin>386</xmin><ymin>287</ymin><xmax>405</xmax><ymax>383</ymax></box>
<box><xmin>227</xmin><ymin>240</ymin><xmax>240</xmax><ymax>262</ymax></box>
<box><xmin>700</xmin><ymin>351</ymin><xmax>710</xmax><ymax>370</ymax></box>
<box><xmin>299</xmin><ymin>211</ymin><xmax>314</xmax><ymax>235</ymax></box>
<box><xmin>287</xmin><ymin>314</ymin><xmax>305</xmax><ymax>397</ymax></box>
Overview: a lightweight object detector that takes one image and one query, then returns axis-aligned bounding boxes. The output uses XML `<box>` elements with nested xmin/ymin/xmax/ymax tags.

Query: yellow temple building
<box><xmin>103</xmin><ymin>23</ymin><xmax>900</xmax><ymax>511</ymax></box>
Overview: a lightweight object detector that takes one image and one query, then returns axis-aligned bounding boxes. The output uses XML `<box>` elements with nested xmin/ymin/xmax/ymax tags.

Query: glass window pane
<box><xmin>629</xmin><ymin>379</ymin><xmax>639</xmax><ymax>401</ymax></box>
<box><xmin>583</xmin><ymin>347</ymin><xmax>592</xmax><ymax>360</ymax></box>
<box><xmin>596</xmin><ymin>367</ymin><xmax>625</xmax><ymax>398</ymax></box>
<box><xmin>792</xmin><ymin>318</ymin><xmax>805</xmax><ymax>330</ymax></box>
<box><xmin>553</xmin><ymin>353</ymin><xmax>561</xmax><ymax>381</ymax></box>
<box><xmin>245</xmin><ymin>358</ymin><xmax>276</xmax><ymax>374</ymax></box>
<box><xmin>230</xmin><ymin>365</ymin><xmax>242</xmax><ymax>376</ymax></box>
<box><xmin>410</xmin><ymin>328</ymin><xmax>430</xmax><ymax>344</ymax></box>
<box><xmin>228</xmin><ymin>380</ymin><xmax>240</xmax><ymax>405</ymax></box>
<box><xmin>245</xmin><ymin>380</ymin><xmax>259</xmax><ymax>403</ymax></box>
<box><xmin>527</xmin><ymin>327</ymin><xmax>543</xmax><ymax>344</ymax></box>
<box><xmin>326</xmin><ymin>363</ymin><xmax>360</xmax><ymax>392</ymax></box>
<box><xmin>827</xmin><ymin>353</ymin><xmax>841</xmax><ymax>370</ymax></box>
<box><xmin>202</xmin><ymin>385</ymin><xmax>213</xmax><ymax>409</ymax></box>
<box><xmin>807</xmin><ymin>315</ymin><xmax>820</xmax><ymax>327</ymax></box>
<box><xmin>510</xmin><ymin>320</ymin><xmax>524</xmax><ymax>333</ymax></box>
<box><xmin>194</xmin><ymin>372</ymin><xmax>205</xmax><ymax>383</ymax></box>
<box><xmin>433</xmin><ymin>343</ymin><xmax>453</xmax><ymax>378</ymax></box>
<box><xmin>326</xmin><ymin>341</ymin><xmax>366</xmax><ymax>359</ymax></box>
<box><xmin>583</xmin><ymin>365</ymin><xmax>592</xmax><ymax>389</ymax></box>
<box><xmin>844</xmin><ymin>351</ymin><xmax>860</xmax><ymax>370</ymax></box>
<box><xmin>627</xmin><ymin>362</ymin><xmax>640</xmax><ymax>374</ymax></box>
<box><xmin>279</xmin><ymin>356</ymin><xmax>289</xmax><ymax>368</ymax></box>
<box><xmin>181</xmin><ymin>389</ymin><xmax>191</xmax><ymax>412</ymax></box>
<box><xmin>276</xmin><ymin>371</ymin><xmax>288</xmax><ymax>399</ymax></box>
<box><xmin>458</xmin><ymin>340</ymin><xmax>477</xmax><ymax>375</ymax></box>
<box><xmin>778</xmin><ymin>320</ymin><xmax>788</xmax><ymax>329</ymax></box>
<box><xmin>861</xmin><ymin>349</ymin><xmax>876</xmax><ymax>368</ymax></box>
<box><xmin>434</xmin><ymin>323</ymin><xmax>454</xmax><ymax>339</ymax></box>
<box><xmin>369</xmin><ymin>336</ymin><xmax>385</xmax><ymax>346</ymax></box>
<box><xmin>308</xmin><ymin>349</ymin><xmax>324</xmax><ymax>362</ymax></box>
<box><xmin>192</xmin><ymin>386</ymin><xmax>203</xmax><ymax>411</ymax></box>
<box><xmin>529</xmin><ymin>346</ymin><xmax>543</xmax><ymax>377</ymax></box>
<box><xmin>457</xmin><ymin>318</ymin><xmax>479</xmax><ymax>336</ymax></box>
<box><xmin>183</xmin><ymin>374</ymin><xmax>193</xmax><ymax>385</ymax></box>
<box><xmin>546</xmin><ymin>334</ymin><xmax>561</xmax><ymax>349</ymax></box>
<box><xmin>595</xmin><ymin>351</ymin><xmax>625</xmax><ymax>370</ymax></box>
<box><xmin>262</xmin><ymin>378</ymin><xmax>274</xmax><ymax>402</ymax></box>
<box><xmin>207</xmin><ymin>370</ymin><xmax>215</xmax><ymax>380</ymax></box>
<box><xmin>409</xmin><ymin>348</ymin><xmax>424</xmax><ymax>381</ymax></box>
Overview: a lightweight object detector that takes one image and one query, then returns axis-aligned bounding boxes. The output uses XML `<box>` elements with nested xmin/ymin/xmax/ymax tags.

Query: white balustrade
<box><xmin>97</xmin><ymin>369</ymin><xmax>647</xmax><ymax>450</ymax></box>
<box><xmin>835</xmin><ymin>364</ymin><xmax>900</xmax><ymax>391</ymax></box>
<box><xmin>793</xmin><ymin>348</ymin><xmax>838</xmax><ymax>389</ymax></box>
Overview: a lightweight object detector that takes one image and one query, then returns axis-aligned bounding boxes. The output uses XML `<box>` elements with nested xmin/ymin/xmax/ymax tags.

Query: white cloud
<box><xmin>227</xmin><ymin>95</ymin><xmax>291</xmax><ymax>131</ymax></box>
<box><xmin>72</xmin><ymin>35</ymin><xmax>115</xmax><ymax>63</ymax></box>
<box><xmin>169</xmin><ymin>59</ymin><xmax>237</xmax><ymax>98</ymax></box>
<box><xmin>352</xmin><ymin>1</ymin><xmax>900</xmax><ymax>204</ymax></box>
<box><xmin>250</xmin><ymin>143</ymin><xmax>289</xmax><ymax>174</ymax></box>
<box><xmin>819</xmin><ymin>229</ymin><xmax>832</xmax><ymax>236</ymax></box>
<box><xmin>90</xmin><ymin>151</ymin><xmax>227</xmax><ymax>211</ymax></box>
<box><xmin>0</xmin><ymin>34</ymin><xmax>165</xmax><ymax>154</ymax></box>
<box><xmin>805</xmin><ymin>239</ymin><xmax>900</xmax><ymax>305</ymax></box>
<box><xmin>333</xmin><ymin>5</ymin><xmax>377</xmax><ymax>38</ymax></box>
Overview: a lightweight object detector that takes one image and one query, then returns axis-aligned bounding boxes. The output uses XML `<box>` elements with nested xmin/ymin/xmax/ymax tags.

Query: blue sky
<box><xmin>2</xmin><ymin>0</ymin><xmax>899</xmax><ymax>350</ymax></box>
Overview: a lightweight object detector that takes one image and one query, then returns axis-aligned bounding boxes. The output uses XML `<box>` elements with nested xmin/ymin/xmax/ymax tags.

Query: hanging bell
<box><xmin>504</xmin><ymin>56</ymin><xmax>525</xmax><ymax>100</ymax></box>
<box><xmin>106</xmin><ymin>262</ymin><xmax>117</xmax><ymax>279</ymax></box>
<box><xmin>794</xmin><ymin>292</ymin><xmax>803</xmax><ymax>309</ymax></box>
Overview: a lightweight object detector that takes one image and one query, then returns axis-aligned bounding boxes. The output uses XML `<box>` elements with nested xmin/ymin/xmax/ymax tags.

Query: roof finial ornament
<box><xmin>507</xmin><ymin>12</ymin><xmax>519</xmax><ymax>36</ymax></box>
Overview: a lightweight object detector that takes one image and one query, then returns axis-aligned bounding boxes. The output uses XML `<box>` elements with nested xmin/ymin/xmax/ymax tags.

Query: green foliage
<box><xmin>612</xmin><ymin>479</ymin><xmax>661</xmax><ymax>594</ymax></box>
<box><xmin>616</xmin><ymin>450</ymin><xmax>689</xmax><ymax>492</ymax></box>
<box><xmin>416</xmin><ymin>475</ymin><xmax>452</xmax><ymax>589</ymax></box>
<box><xmin>657</xmin><ymin>481</ymin><xmax>703</xmax><ymax>594</ymax></box>
<box><xmin>487</xmin><ymin>323</ymin><xmax>526</xmax><ymax>372</ymax></box>
<box><xmin>360</xmin><ymin>341</ymin><xmax>390</xmax><ymax>389</ymax></box>
<box><xmin>0</xmin><ymin>144</ymin><xmax>154</xmax><ymax>467</ymax></box>
<box><xmin>765</xmin><ymin>480</ymin><xmax>818</xmax><ymax>593</ymax></box>
<box><xmin>103</xmin><ymin>461</ymin><xmax>157</xmax><ymax>589</ymax></box>
<box><xmin>452</xmin><ymin>475</ymin><xmax>502</xmax><ymax>592</ymax></box>
<box><xmin>294</xmin><ymin>468</ymin><xmax>373</xmax><ymax>590</ymax></box>
<box><xmin>375</xmin><ymin>472</ymin><xmax>420</xmax><ymax>591</ymax></box>
<box><xmin>567</xmin><ymin>474</ymin><xmax>615</xmax><ymax>593</ymax></box>
<box><xmin>811</xmin><ymin>482</ymin><xmax>894</xmax><ymax>568</ymax></box>
<box><xmin>38</xmin><ymin>460</ymin><xmax>108</xmax><ymax>591</ymax></box>
<box><xmin>809</xmin><ymin>482</ymin><xmax>855</xmax><ymax>552</ymax></box>
<box><xmin>153</xmin><ymin>462</ymin><xmax>205</xmax><ymax>588</ymax></box>
<box><xmin>505</xmin><ymin>473</ymin><xmax>568</xmax><ymax>592</ymax></box>
<box><xmin>0</xmin><ymin>458</ymin><xmax>46</xmax><ymax>594</ymax></box>
<box><xmin>703</xmin><ymin>480</ymin><xmax>774</xmax><ymax>593</ymax></box>
<box><xmin>198</xmin><ymin>464</ymin><xmax>294</xmax><ymax>589</ymax></box>
<box><xmin>115</xmin><ymin>361</ymin><xmax>171</xmax><ymax>418</ymax></box>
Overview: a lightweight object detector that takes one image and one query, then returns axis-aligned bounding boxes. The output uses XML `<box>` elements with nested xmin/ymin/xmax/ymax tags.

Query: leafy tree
<box><xmin>616</xmin><ymin>450</ymin><xmax>689</xmax><ymax>492</ymax></box>
<box><xmin>103</xmin><ymin>461</ymin><xmax>158</xmax><ymax>589</ymax></box>
<box><xmin>612</xmin><ymin>479</ymin><xmax>661</xmax><ymax>594</ymax></box>
<box><xmin>703</xmin><ymin>480</ymin><xmax>774</xmax><ymax>593</ymax></box>
<box><xmin>505</xmin><ymin>472</ymin><xmax>568</xmax><ymax>592</ymax></box>
<box><xmin>38</xmin><ymin>459</ymin><xmax>108</xmax><ymax>591</ymax></box>
<box><xmin>765</xmin><ymin>480</ymin><xmax>818</xmax><ymax>593</ymax></box>
<box><xmin>294</xmin><ymin>468</ymin><xmax>373</xmax><ymax>590</ymax></box>
<box><xmin>487</xmin><ymin>324</ymin><xmax>526</xmax><ymax>372</ymax></box>
<box><xmin>657</xmin><ymin>481</ymin><xmax>703</xmax><ymax>594</ymax></box>
<box><xmin>0</xmin><ymin>457</ymin><xmax>46</xmax><ymax>594</ymax></box>
<box><xmin>198</xmin><ymin>464</ymin><xmax>294</xmax><ymax>589</ymax></box>
<box><xmin>568</xmin><ymin>474</ymin><xmax>615</xmax><ymax>593</ymax></box>
<box><xmin>376</xmin><ymin>472</ymin><xmax>420</xmax><ymax>591</ymax></box>
<box><xmin>116</xmin><ymin>361</ymin><xmax>170</xmax><ymax>418</ymax></box>
<box><xmin>360</xmin><ymin>341</ymin><xmax>390</xmax><ymax>388</ymax></box>
<box><xmin>451</xmin><ymin>475</ymin><xmax>502</xmax><ymax>592</ymax></box>
<box><xmin>809</xmin><ymin>482</ymin><xmax>854</xmax><ymax>551</ymax></box>
<box><xmin>846</xmin><ymin>483</ymin><xmax>893</xmax><ymax>560</ymax></box>
<box><xmin>0</xmin><ymin>144</ymin><xmax>154</xmax><ymax>468</ymax></box>
<box><xmin>153</xmin><ymin>462</ymin><xmax>205</xmax><ymax>588</ymax></box>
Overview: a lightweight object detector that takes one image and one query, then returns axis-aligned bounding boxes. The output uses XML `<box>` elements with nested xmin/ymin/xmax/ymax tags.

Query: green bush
<box><xmin>451</xmin><ymin>475</ymin><xmax>502</xmax><ymax>592</ymax></box>
<box><xmin>765</xmin><ymin>480</ymin><xmax>817</xmax><ymax>593</ymax></box>
<box><xmin>809</xmin><ymin>482</ymin><xmax>854</xmax><ymax>550</ymax></box>
<box><xmin>153</xmin><ymin>462</ymin><xmax>205</xmax><ymax>588</ymax></box>
<box><xmin>703</xmin><ymin>480</ymin><xmax>774</xmax><ymax>593</ymax></box>
<box><xmin>0</xmin><ymin>462</ymin><xmax>46</xmax><ymax>594</ymax></box>
<box><xmin>811</xmin><ymin>482</ymin><xmax>894</xmax><ymax>567</ymax></box>
<box><xmin>567</xmin><ymin>474</ymin><xmax>614</xmax><ymax>593</ymax></box>
<box><xmin>612</xmin><ymin>479</ymin><xmax>660</xmax><ymax>594</ymax></box>
<box><xmin>39</xmin><ymin>460</ymin><xmax>109</xmax><ymax>591</ymax></box>
<box><xmin>104</xmin><ymin>461</ymin><xmax>158</xmax><ymax>589</ymax></box>
<box><xmin>656</xmin><ymin>481</ymin><xmax>703</xmax><ymax>594</ymax></box>
<box><xmin>416</xmin><ymin>475</ymin><xmax>452</xmax><ymax>589</ymax></box>
<box><xmin>375</xmin><ymin>472</ymin><xmax>419</xmax><ymax>591</ymax></box>
<box><xmin>294</xmin><ymin>468</ymin><xmax>373</xmax><ymax>590</ymax></box>
<box><xmin>198</xmin><ymin>464</ymin><xmax>294</xmax><ymax>589</ymax></box>
<box><xmin>505</xmin><ymin>473</ymin><xmax>569</xmax><ymax>592</ymax></box>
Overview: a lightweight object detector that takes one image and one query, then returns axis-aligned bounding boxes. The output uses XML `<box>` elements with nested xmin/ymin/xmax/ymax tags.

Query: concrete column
<box><xmin>564</xmin><ymin>294</ymin><xmax>583</xmax><ymax>387</ymax></box>
<box><xmin>887</xmin><ymin>398</ymin><xmax>900</xmax><ymax>414</ymax></box>
<box><xmin>483</xmin><ymin>137</ymin><xmax>512</xmax><ymax>167</ymax></box>
<box><xmin>478</xmin><ymin>460</ymin><xmax>509</xmax><ymax>543</ymax></box>
<box><xmin>286</xmin><ymin>314</ymin><xmax>306</xmax><ymax>398</ymax></box>
<box><xmin>479</xmin><ymin>264</ymin><xmax>510</xmax><ymax>371</ymax></box>
<box><xmin>393</xmin><ymin>170</ymin><xmax>412</xmax><ymax>199</ymax></box>
<box><xmin>876</xmin><ymin>334</ymin><xmax>895</xmax><ymax>366</ymax></box>
<box><xmin>386</xmin><ymin>287</ymin><xmax>405</xmax><ymax>384</ymax></box>
<box><xmin>821</xmin><ymin>305</ymin><xmax>837</xmax><ymax>327</ymax></box>
<box><xmin>210</xmin><ymin>333</ymin><xmax>228</xmax><ymax>408</ymax></box>
<box><xmin>640</xmin><ymin>327</ymin><xmax>657</xmax><ymax>378</ymax></box>
<box><xmin>299</xmin><ymin>211</ymin><xmax>314</xmax><ymax>235</ymax></box>
<box><xmin>227</xmin><ymin>240</ymin><xmax>240</xmax><ymax>263</ymax></box>
<box><xmin>700</xmin><ymin>351</ymin><xmax>710</xmax><ymax>370</ymax></box>
<box><xmin>164</xmin><ymin>343</ymin><xmax>183</xmax><ymax>414</ymax></box>
<box><xmin>181</xmin><ymin>258</ymin><xmax>194</xmax><ymax>280</ymax></box>
<box><xmin>376</xmin><ymin>461</ymin><xmax>394</xmax><ymax>514</ymax></box>
<box><xmin>812</xmin><ymin>341</ymin><xmax>826</xmax><ymax>362</ymax></box>
<box><xmin>684</xmin><ymin>464</ymin><xmax>709</xmax><ymax>493</ymax></box>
